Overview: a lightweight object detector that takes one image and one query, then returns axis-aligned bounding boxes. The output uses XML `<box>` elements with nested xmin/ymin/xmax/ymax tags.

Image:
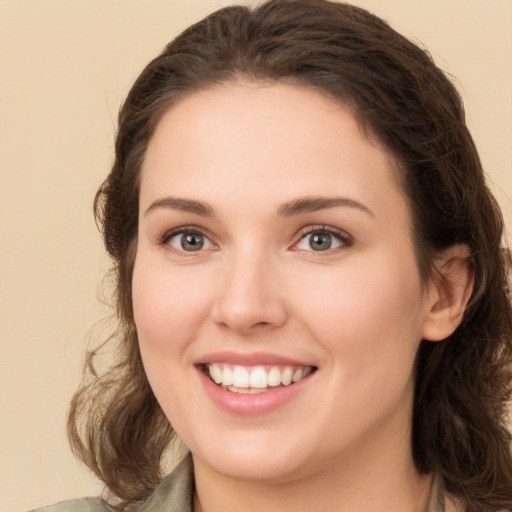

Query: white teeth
<box><xmin>281</xmin><ymin>367</ymin><xmax>293</xmax><ymax>386</ymax></box>
<box><xmin>206</xmin><ymin>363</ymin><xmax>314</xmax><ymax>390</ymax></box>
<box><xmin>227</xmin><ymin>386</ymin><xmax>268</xmax><ymax>394</ymax></box>
<box><xmin>209</xmin><ymin>364</ymin><xmax>222</xmax><ymax>384</ymax></box>
<box><xmin>232</xmin><ymin>366</ymin><xmax>250</xmax><ymax>388</ymax></box>
<box><xmin>292</xmin><ymin>368</ymin><xmax>303</xmax><ymax>383</ymax></box>
<box><xmin>222</xmin><ymin>366</ymin><xmax>233</xmax><ymax>386</ymax></box>
<box><xmin>267</xmin><ymin>367</ymin><xmax>281</xmax><ymax>387</ymax></box>
<box><xmin>249</xmin><ymin>367</ymin><xmax>268</xmax><ymax>389</ymax></box>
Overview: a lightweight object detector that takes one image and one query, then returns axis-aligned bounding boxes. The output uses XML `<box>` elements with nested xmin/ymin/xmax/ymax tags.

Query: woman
<box><xmin>33</xmin><ymin>0</ymin><xmax>512</xmax><ymax>511</ymax></box>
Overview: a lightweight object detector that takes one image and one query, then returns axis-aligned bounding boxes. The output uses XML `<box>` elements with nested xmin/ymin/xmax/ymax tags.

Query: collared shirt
<box><xmin>30</xmin><ymin>456</ymin><xmax>445</xmax><ymax>512</ymax></box>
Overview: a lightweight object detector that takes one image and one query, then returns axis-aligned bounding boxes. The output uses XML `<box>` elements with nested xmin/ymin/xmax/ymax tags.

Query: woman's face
<box><xmin>133</xmin><ymin>82</ymin><xmax>436</xmax><ymax>483</ymax></box>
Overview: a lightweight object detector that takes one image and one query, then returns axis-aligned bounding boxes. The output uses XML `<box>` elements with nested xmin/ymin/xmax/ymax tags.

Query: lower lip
<box><xmin>197</xmin><ymin>368</ymin><xmax>314</xmax><ymax>416</ymax></box>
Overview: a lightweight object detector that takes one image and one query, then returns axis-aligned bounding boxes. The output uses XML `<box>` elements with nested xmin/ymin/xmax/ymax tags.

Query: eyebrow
<box><xmin>144</xmin><ymin>194</ymin><xmax>373</xmax><ymax>219</ymax></box>
<box><xmin>144</xmin><ymin>196</ymin><xmax>214</xmax><ymax>217</ymax></box>
<box><xmin>278</xmin><ymin>196</ymin><xmax>374</xmax><ymax>218</ymax></box>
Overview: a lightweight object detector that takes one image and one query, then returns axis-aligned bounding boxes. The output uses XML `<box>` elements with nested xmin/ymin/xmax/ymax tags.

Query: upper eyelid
<box><xmin>161</xmin><ymin>225</ymin><xmax>214</xmax><ymax>241</ymax></box>
<box><xmin>295</xmin><ymin>224</ymin><xmax>353</xmax><ymax>241</ymax></box>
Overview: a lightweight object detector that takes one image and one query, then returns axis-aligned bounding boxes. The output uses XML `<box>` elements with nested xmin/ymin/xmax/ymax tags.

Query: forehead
<box><xmin>140</xmin><ymin>82</ymin><xmax>408</xmax><ymax>224</ymax></box>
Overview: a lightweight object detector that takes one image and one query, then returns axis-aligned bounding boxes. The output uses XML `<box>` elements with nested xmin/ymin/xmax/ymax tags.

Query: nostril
<box><xmin>252</xmin><ymin>321</ymin><xmax>271</xmax><ymax>328</ymax></box>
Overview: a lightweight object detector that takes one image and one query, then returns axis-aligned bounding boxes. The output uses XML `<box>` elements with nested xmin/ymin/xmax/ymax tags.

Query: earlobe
<box><xmin>422</xmin><ymin>245</ymin><xmax>475</xmax><ymax>342</ymax></box>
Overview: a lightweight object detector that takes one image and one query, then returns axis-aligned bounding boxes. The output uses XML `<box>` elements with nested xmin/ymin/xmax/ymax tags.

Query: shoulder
<box><xmin>28</xmin><ymin>455</ymin><xmax>194</xmax><ymax>512</ymax></box>
<box><xmin>28</xmin><ymin>497</ymin><xmax>112</xmax><ymax>512</ymax></box>
<box><xmin>137</xmin><ymin>455</ymin><xmax>194</xmax><ymax>512</ymax></box>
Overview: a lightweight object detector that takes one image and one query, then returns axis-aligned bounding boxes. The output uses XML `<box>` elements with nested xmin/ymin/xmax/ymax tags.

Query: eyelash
<box><xmin>160</xmin><ymin>224</ymin><xmax>353</xmax><ymax>254</ymax></box>
<box><xmin>293</xmin><ymin>225</ymin><xmax>353</xmax><ymax>253</ymax></box>
<box><xmin>160</xmin><ymin>226</ymin><xmax>216</xmax><ymax>254</ymax></box>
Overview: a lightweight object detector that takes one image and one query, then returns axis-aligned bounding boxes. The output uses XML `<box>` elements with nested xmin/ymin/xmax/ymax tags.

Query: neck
<box><xmin>192</xmin><ymin>414</ymin><xmax>433</xmax><ymax>512</ymax></box>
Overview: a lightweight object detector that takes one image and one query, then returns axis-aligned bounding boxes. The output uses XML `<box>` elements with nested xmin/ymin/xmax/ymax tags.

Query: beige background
<box><xmin>1</xmin><ymin>0</ymin><xmax>511</xmax><ymax>510</ymax></box>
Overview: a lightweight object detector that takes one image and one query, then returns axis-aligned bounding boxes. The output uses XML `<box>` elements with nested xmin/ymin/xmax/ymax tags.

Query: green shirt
<box><xmin>29</xmin><ymin>457</ymin><xmax>194</xmax><ymax>512</ymax></box>
<box><xmin>29</xmin><ymin>456</ymin><xmax>444</xmax><ymax>512</ymax></box>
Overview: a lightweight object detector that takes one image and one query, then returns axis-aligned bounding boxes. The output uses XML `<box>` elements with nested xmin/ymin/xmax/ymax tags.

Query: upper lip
<box><xmin>195</xmin><ymin>351</ymin><xmax>316</xmax><ymax>367</ymax></box>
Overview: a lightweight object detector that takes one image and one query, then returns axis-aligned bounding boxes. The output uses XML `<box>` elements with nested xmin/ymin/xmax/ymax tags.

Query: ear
<box><xmin>422</xmin><ymin>244</ymin><xmax>475</xmax><ymax>342</ymax></box>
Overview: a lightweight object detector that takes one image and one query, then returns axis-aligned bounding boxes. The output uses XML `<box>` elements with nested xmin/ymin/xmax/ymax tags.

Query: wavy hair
<box><xmin>68</xmin><ymin>1</ymin><xmax>512</xmax><ymax>510</ymax></box>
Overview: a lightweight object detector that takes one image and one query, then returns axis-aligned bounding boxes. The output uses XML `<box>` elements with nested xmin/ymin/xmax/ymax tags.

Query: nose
<box><xmin>211</xmin><ymin>250</ymin><xmax>287</xmax><ymax>336</ymax></box>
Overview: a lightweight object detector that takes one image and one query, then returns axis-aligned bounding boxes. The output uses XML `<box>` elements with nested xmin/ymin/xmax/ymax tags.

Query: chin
<box><xmin>189</xmin><ymin>429</ymin><xmax>313</xmax><ymax>483</ymax></box>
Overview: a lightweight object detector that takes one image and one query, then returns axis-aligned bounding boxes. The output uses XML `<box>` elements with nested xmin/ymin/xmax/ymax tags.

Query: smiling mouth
<box><xmin>201</xmin><ymin>363</ymin><xmax>316</xmax><ymax>394</ymax></box>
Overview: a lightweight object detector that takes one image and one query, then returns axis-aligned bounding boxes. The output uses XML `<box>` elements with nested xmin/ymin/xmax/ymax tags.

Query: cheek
<box><xmin>292</xmin><ymin>253</ymin><xmax>425</xmax><ymax>364</ymax></box>
<box><xmin>132</xmin><ymin>258</ymin><xmax>211</xmax><ymax>349</ymax></box>
<box><xmin>131</xmin><ymin>257</ymin><xmax>208</xmax><ymax>412</ymax></box>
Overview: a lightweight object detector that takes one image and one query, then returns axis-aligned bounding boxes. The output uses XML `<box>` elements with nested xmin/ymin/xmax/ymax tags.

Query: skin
<box><xmin>132</xmin><ymin>82</ymin><xmax>473</xmax><ymax>512</ymax></box>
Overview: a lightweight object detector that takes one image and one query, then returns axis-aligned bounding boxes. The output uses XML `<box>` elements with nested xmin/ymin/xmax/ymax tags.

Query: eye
<box><xmin>294</xmin><ymin>227</ymin><xmax>352</xmax><ymax>252</ymax></box>
<box><xmin>167</xmin><ymin>231</ymin><xmax>214</xmax><ymax>252</ymax></box>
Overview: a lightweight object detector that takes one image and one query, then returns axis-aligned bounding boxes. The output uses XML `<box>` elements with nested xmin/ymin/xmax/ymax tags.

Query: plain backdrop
<box><xmin>1</xmin><ymin>1</ymin><xmax>511</xmax><ymax>510</ymax></box>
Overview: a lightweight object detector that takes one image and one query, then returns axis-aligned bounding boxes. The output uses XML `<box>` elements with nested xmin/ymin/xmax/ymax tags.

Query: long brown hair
<box><xmin>68</xmin><ymin>1</ymin><xmax>512</xmax><ymax>510</ymax></box>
